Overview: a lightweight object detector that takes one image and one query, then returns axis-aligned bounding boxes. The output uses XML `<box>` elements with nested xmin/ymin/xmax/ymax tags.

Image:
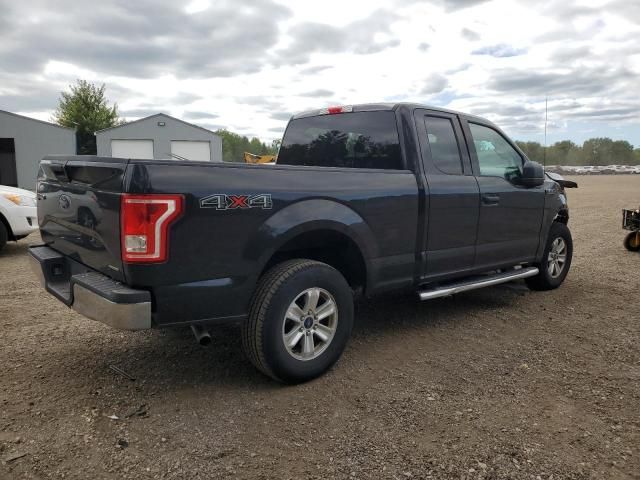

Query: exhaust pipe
<box><xmin>190</xmin><ymin>324</ymin><xmax>211</xmax><ymax>346</ymax></box>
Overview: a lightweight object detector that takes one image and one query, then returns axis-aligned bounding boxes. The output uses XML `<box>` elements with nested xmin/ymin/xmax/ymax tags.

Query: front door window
<box><xmin>469</xmin><ymin>123</ymin><xmax>523</xmax><ymax>182</ymax></box>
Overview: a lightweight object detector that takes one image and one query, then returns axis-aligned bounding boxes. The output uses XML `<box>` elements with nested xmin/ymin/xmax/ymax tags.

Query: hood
<box><xmin>0</xmin><ymin>185</ymin><xmax>36</xmax><ymax>198</ymax></box>
<box><xmin>545</xmin><ymin>172</ymin><xmax>578</xmax><ymax>189</ymax></box>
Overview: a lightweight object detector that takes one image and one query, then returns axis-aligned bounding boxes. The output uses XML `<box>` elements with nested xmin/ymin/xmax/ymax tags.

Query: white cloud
<box><xmin>185</xmin><ymin>0</ymin><xmax>210</xmax><ymax>14</ymax></box>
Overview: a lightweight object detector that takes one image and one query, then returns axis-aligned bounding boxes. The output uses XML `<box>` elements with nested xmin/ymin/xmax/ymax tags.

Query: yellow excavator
<box><xmin>243</xmin><ymin>152</ymin><xmax>276</xmax><ymax>164</ymax></box>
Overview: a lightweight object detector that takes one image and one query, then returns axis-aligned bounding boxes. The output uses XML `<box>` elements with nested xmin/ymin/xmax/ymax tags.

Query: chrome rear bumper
<box><xmin>29</xmin><ymin>245</ymin><xmax>151</xmax><ymax>330</ymax></box>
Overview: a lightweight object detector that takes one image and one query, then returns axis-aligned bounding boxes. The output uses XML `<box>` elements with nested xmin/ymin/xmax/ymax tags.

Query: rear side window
<box><xmin>277</xmin><ymin>111</ymin><xmax>403</xmax><ymax>170</ymax></box>
<box><xmin>424</xmin><ymin>116</ymin><xmax>463</xmax><ymax>175</ymax></box>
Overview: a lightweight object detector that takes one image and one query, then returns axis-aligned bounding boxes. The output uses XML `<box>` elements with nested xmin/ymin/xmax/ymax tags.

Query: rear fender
<box><xmin>244</xmin><ymin>198</ymin><xmax>376</xmax><ymax>281</ymax></box>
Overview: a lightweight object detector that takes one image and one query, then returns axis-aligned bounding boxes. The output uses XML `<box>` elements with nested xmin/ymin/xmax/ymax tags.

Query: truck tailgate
<box><xmin>37</xmin><ymin>156</ymin><xmax>128</xmax><ymax>282</ymax></box>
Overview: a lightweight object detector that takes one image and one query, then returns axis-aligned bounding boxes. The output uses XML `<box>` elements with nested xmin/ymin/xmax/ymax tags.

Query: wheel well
<box><xmin>261</xmin><ymin>230</ymin><xmax>367</xmax><ymax>292</ymax></box>
<box><xmin>0</xmin><ymin>212</ymin><xmax>14</xmax><ymax>240</ymax></box>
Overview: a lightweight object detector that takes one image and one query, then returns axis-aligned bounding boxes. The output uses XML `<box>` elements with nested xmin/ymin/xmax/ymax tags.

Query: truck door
<box><xmin>414</xmin><ymin>109</ymin><xmax>480</xmax><ymax>280</ymax></box>
<box><xmin>462</xmin><ymin>119</ymin><xmax>545</xmax><ymax>268</ymax></box>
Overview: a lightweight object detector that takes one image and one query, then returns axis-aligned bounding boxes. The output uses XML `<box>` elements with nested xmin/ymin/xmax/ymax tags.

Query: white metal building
<box><xmin>96</xmin><ymin>113</ymin><xmax>222</xmax><ymax>162</ymax></box>
<box><xmin>0</xmin><ymin>110</ymin><xmax>76</xmax><ymax>189</ymax></box>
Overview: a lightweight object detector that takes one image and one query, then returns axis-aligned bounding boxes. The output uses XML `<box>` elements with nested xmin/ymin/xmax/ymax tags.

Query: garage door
<box><xmin>111</xmin><ymin>139</ymin><xmax>154</xmax><ymax>159</ymax></box>
<box><xmin>170</xmin><ymin>141</ymin><xmax>211</xmax><ymax>161</ymax></box>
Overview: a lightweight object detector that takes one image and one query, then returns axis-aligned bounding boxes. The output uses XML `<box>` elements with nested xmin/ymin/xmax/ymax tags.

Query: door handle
<box><xmin>482</xmin><ymin>193</ymin><xmax>500</xmax><ymax>205</ymax></box>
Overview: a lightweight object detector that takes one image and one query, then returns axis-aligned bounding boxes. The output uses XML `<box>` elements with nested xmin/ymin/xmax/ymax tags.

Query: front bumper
<box><xmin>7</xmin><ymin>205</ymin><xmax>38</xmax><ymax>237</ymax></box>
<box><xmin>29</xmin><ymin>245</ymin><xmax>151</xmax><ymax>330</ymax></box>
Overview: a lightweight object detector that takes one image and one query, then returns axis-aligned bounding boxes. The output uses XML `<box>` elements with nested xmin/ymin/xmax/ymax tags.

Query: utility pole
<box><xmin>543</xmin><ymin>96</ymin><xmax>548</xmax><ymax>169</ymax></box>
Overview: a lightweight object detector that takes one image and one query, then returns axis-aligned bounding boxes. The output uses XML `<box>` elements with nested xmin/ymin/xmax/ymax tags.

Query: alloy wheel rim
<box><xmin>547</xmin><ymin>237</ymin><xmax>567</xmax><ymax>278</ymax></box>
<box><xmin>282</xmin><ymin>287</ymin><xmax>338</xmax><ymax>361</ymax></box>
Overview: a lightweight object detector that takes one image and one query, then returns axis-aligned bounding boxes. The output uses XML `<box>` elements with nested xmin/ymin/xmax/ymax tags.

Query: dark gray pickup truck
<box><xmin>30</xmin><ymin>103</ymin><xmax>575</xmax><ymax>383</ymax></box>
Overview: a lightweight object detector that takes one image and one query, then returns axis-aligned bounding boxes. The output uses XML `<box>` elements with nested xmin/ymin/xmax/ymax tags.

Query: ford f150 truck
<box><xmin>30</xmin><ymin>103</ymin><xmax>574</xmax><ymax>383</ymax></box>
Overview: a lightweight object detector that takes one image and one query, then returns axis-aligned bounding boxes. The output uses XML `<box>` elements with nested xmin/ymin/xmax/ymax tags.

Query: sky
<box><xmin>0</xmin><ymin>0</ymin><xmax>638</xmax><ymax>146</ymax></box>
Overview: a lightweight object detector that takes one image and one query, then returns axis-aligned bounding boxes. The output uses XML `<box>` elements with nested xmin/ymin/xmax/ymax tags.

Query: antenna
<box><xmin>543</xmin><ymin>96</ymin><xmax>548</xmax><ymax>170</ymax></box>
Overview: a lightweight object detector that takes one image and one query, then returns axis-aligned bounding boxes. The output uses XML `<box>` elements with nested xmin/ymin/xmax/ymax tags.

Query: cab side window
<box><xmin>424</xmin><ymin>116</ymin><xmax>463</xmax><ymax>175</ymax></box>
<box><xmin>469</xmin><ymin>123</ymin><xmax>523</xmax><ymax>181</ymax></box>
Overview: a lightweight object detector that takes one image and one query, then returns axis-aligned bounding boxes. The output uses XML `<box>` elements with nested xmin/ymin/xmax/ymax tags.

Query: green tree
<box><xmin>215</xmin><ymin>129</ymin><xmax>278</xmax><ymax>162</ymax></box>
<box><xmin>249</xmin><ymin>137</ymin><xmax>264</xmax><ymax>155</ymax></box>
<box><xmin>53</xmin><ymin>80</ymin><xmax>122</xmax><ymax>154</ymax></box>
<box><xmin>515</xmin><ymin>141</ymin><xmax>544</xmax><ymax>163</ymax></box>
<box><xmin>610</xmin><ymin>140</ymin><xmax>634</xmax><ymax>165</ymax></box>
<box><xmin>547</xmin><ymin>140</ymin><xmax>581</xmax><ymax>166</ymax></box>
<box><xmin>582</xmin><ymin>137</ymin><xmax>614</xmax><ymax>166</ymax></box>
<box><xmin>215</xmin><ymin>129</ymin><xmax>246</xmax><ymax>162</ymax></box>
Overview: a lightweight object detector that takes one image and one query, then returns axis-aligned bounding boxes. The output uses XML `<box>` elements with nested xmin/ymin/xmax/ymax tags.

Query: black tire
<box><xmin>624</xmin><ymin>231</ymin><xmax>640</xmax><ymax>252</ymax></box>
<box><xmin>526</xmin><ymin>222</ymin><xmax>573</xmax><ymax>291</ymax></box>
<box><xmin>0</xmin><ymin>221</ymin><xmax>7</xmax><ymax>252</ymax></box>
<box><xmin>242</xmin><ymin>259</ymin><xmax>354</xmax><ymax>384</ymax></box>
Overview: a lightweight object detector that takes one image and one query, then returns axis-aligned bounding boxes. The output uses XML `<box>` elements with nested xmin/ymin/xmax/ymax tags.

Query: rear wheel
<box><xmin>242</xmin><ymin>259</ymin><xmax>354</xmax><ymax>383</ymax></box>
<box><xmin>624</xmin><ymin>231</ymin><xmax>640</xmax><ymax>252</ymax></box>
<box><xmin>0</xmin><ymin>221</ymin><xmax>8</xmax><ymax>251</ymax></box>
<box><xmin>526</xmin><ymin>222</ymin><xmax>573</xmax><ymax>291</ymax></box>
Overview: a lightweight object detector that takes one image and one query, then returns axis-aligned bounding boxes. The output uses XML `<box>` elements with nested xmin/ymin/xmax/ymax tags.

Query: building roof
<box><xmin>0</xmin><ymin>109</ymin><xmax>75</xmax><ymax>131</ymax></box>
<box><xmin>95</xmin><ymin>112</ymin><xmax>219</xmax><ymax>136</ymax></box>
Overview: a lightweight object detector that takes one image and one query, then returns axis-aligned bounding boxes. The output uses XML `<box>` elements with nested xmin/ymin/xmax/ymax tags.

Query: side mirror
<box><xmin>520</xmin><ymin>161</ymin><xmax>545</xmax><ymax>187</ymax></box>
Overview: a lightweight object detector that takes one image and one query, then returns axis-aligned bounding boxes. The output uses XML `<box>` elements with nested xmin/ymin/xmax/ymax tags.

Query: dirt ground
<box><xmin>1</xmin><ymin>175</ymin><xmax>639</xmax><ymax>480</ymax></box>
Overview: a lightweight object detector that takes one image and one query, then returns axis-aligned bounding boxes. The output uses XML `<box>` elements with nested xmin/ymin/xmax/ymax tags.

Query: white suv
<box><xmin>0</xmin><ymin>185</ymin><xmax>38</xmax><ymax>251</ymax></box>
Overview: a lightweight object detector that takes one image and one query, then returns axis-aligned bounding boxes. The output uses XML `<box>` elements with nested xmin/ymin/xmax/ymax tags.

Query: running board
<box><xmin>418</xmin><ymin>267</ymin><xmax>539</xmax><ymax>301</ymax></box>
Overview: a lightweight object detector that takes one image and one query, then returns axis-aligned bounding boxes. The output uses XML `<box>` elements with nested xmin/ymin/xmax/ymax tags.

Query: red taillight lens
<box><xmin>121</xmin><ymin>194</ymin><xmax>183</xmax><ymax>263</ymax></box>
<box><xmin>324</xmin><ymin>105</ymin><xmax>353</xmax><ymax>115</ymax></box>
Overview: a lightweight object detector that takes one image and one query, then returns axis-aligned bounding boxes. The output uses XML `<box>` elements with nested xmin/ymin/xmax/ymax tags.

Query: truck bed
<box><xmin>36</xmin><ymin>155</ymin><xmax>419</xmax><ymax>326</ymax></box>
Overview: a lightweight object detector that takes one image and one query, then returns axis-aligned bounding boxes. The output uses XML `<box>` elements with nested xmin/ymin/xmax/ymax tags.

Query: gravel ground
<box><xmin>1</xmin><ymin>175</ymin><xmax>639</xmax><ymax>480</ymax></box>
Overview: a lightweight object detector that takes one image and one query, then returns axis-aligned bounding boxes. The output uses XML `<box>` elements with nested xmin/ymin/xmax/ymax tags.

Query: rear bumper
<box><xmin>28</xmin><ymin>245</ymin><xmax>151</xmax><ymax>330</ymax></box>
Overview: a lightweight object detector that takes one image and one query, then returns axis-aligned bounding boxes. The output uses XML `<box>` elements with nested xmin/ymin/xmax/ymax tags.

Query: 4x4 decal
<box><xmin>200</xmin><ymin>194</ymin><xmax>273</xmax><ymax>210</ymax></box>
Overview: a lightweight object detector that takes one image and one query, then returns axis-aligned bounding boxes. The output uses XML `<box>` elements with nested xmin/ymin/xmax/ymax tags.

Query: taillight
<box><xmin>121</xmin><ymin>194</ymin><xmax>183</xmax><ymax>263</ymax></box>
<box><xmin>321</xmin><ymin>105</ymin><xmax>353</xmax><ymax>115</ymax></box>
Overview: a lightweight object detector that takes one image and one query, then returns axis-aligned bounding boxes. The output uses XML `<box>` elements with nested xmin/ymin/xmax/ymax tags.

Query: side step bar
<box><xmin>418</xmin><ymin>267</ymin><xmax>539</xmax><ymax>301</ymax></box>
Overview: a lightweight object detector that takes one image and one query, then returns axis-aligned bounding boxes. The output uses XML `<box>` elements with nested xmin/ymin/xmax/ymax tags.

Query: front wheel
<box><xmin>624</xmin><ymin>231</ymin><xmax>640</xmax><ymax>252</ymax></box>
<box><xmin>242</xmin><ymin>259</ymin><xmax>354</xmax><ymax>383</ymax></box>
<box><xmin>526</xmin><ymin>222</ymin><xmax>573</xmax><ymax>291</ymax></box>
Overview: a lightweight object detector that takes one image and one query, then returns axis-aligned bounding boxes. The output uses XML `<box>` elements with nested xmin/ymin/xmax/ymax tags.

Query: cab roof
<box><xmin>291</xmin><ymin>102</ymin><xmax>493</xmax><ymax>126</ymax></box>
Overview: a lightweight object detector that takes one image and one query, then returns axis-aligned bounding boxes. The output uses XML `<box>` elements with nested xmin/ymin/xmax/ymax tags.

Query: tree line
<box><xmin>516</xmin><ymin>138</ymin><xmax>640</xmax><ymax>166</ymax></box>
